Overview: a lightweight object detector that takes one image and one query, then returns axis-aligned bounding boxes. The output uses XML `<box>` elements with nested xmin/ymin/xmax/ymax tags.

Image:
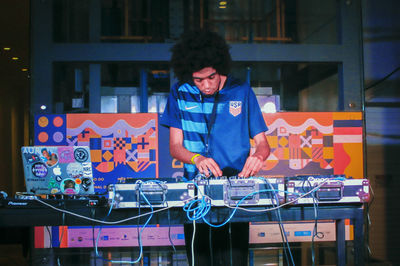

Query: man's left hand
<box><xmin>238</xmin><ymin>154</ymin><xmax>265</xmax><ymax>178</ymax></box>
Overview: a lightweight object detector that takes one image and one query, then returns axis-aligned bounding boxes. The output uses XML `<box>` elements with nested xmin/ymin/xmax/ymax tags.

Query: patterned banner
<box><xmin>35</xmin><ymin>113</ymin><xmax>158</xmax><ymax>192</ymax></box>
<box><xmin>259</xmin><ymin>112</ymin><xmax>364</xmax><ymax>179</ymax></box>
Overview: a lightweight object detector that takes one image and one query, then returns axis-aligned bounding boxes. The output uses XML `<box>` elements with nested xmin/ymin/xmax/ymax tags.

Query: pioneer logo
<box><xmin>8</xmin><ymin>201</ymin><xmax>28</xmax><ymax>206</ymax></box>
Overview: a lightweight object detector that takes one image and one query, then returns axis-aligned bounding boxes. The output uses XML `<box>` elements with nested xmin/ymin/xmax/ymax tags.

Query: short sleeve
<box><xmin>248</xmin><ymin>88</ymin><xmax>268</xmax><ymax>138</ymax></box>
<box><xmin>159</xmin><ymin>84</ymin><xmax>182</xmax><ymax>129</ymax></box>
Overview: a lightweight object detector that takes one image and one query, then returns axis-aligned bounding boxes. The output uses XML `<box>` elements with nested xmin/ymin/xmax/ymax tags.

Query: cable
<box><xmin>259</xmin><ymin>178</ymin><xmax>290</xmax><ymax>264</ymax></box>
<box><xmin>191</xmin><ymin>220</ymin><xmax>196</xmax><ymax>266</ymax></box>
<box><xmin>183</xmin><ymin>182</ymin><xmax>212</xmax><ymax>221</ymax></box>
<box><xmin>264</xmin><ymin>178</ymin><xmax>295</xmax><ymax>266</ymax></box>
<box><xmin>136</xmin><ymin>180</ymin><xmax>177</xmax><ymax>252</ymax></box>
<box><xmin>224</xmin><ymin>177</ymin><xmax>335</xmax><ymax>213</ymax></box>
<box><xmin>183</xmin><ymin>196</ymin><xmax>211</xmax><ymax>221</ymax></box>
<box><xmin>94</xmin><ymin>192</ymin><xmax>115</xmax><ymax>262</ymax></box>
<box><xmin>365</xmin><ymin>65</ymin><xmax>400</xmax><ymax>90</ymax></box>
<box><xmin>202</xmin><ymin>188</ymin><xmax>298</xmax><ymax>227</ymax></box>
<box><xmin>298</xmin><ymin>179</ymin><xmax>317</xmax><ymax>266</ymax></box>
<box><xmin>59</xmin><ymin>211</ymin><xmax>66</xmax><ymax>246</ymax></box>
<box><xmin>45</xmin><ymin>226</ymin><xmax>52</xmax><ymax>248</ymax></box>
<box><xmin>92</xmin><ymin>182</ymin><xmax>154</xmax><ymax>264</ymax></box>
<box><xmin>89</xmin><ymin>208</ymin><xmax>98</xmax><ymax>266</ymax></box>
<box><xmin>209</xmin><ymin>226</ymin><xmax>214</xmax><ymax>266</ymax></box>
<box><xmin>136</xmin><ymin>187</ymin><xmax>142</xmax><ymax>262</ymax></box>
<box><xmin>228</xmin><ymin>223</ymin><xmax>233</xmax><ymax>266</ymax></box>
<box><xmin>183</xmin><ymin>179</ymin><xmax>302</xmax><ymax>264</ymax></box>
<box><xmin>33</xmin><ymin>196</ymin><xmax>191</xmax><ymax>225</ymax></box>
<box><xmin>186</xmin><ymin>180</ymin><xmax>205</xmax><ymax>266</ymax></box>
<box><xmin>95</xmin><ymin>187</ymin><xmax>153</xmax><ymax>264</ymax></box>
<box><xmin>91</xmin><ymin>217</ymin><xmax>97</xmax><ymax>266</ymax></box>
<box><xmin>182</xmin><ymin>181</ymin><xmax>330</xmax><ymax>228</ymax></box>
<box><xmin>34</xmin><ymin>177</ymin><xmax>332</xmax><ymax>227</ymax></box>
<box><xmin>307</xmin><ymin>179</ymin><xmax>318</xmax><ymax>266</ymax></box>
<box><xmin>311</xmin><ymin>201</ymin><xmax>323</xmax><ymax>266</ymax></box>
<box><xmin>33</xmin><ymin>176</ymin><xmax>337</xmax><ymax>265</ymax></box>
<box><xmin>56</xmin><ymin>212</ymin><xmax>66</xmax><ymax>266</ymax></box>
<box><xmin>293</xmin><ymin>178</ymin><xmax>324</xmax><ymax>266</ymax></box>
<box><xmin>167</xmin><ymin>208</ymin><xmax>177</xmax><ymax>253</ymax></box>
<box><xmin>44</xmin><ymin>215</ymin><xmax>64</xmax><ymax>265</ymax></box>
<box><xmin>365</xmin><ymin>182</ymin><xmax>374</xmax><ymax>260</ymax></box>
<box><xmin>28</xmin><ymin>190</ymin><xmax>195</xmax><ymax>265</ymax></box>
<box><xmin>183</xmin><ymin>176</ymin><xmax>334</xmax><ymax>264</ymax></box>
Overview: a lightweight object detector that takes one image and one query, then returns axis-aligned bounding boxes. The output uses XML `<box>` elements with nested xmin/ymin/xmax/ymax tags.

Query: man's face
<box><xmin>42</xmin><ymin>150</ymin><xmax>49</xmax><ymax>158</ymax></box>
<box><xmin>192</xmin><ymin>67</ymin><xmax>222</xmax><ymax>95</ymax></box>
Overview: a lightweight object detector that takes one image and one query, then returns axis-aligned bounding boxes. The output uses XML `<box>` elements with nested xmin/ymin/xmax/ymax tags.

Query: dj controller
<box><xmin>0</xmin><ymin>174</ymin><xmax>370</xmax><ymax>230</ymax></box>
<box><xmin>106</xmin><ymin>175</ymin><xmax>370</xmax><ymax>209</ymax></box>
<box><xmin>0</xmin><ymin>175</ymin><xmax>370</xmax><ymax>212</ymax></box>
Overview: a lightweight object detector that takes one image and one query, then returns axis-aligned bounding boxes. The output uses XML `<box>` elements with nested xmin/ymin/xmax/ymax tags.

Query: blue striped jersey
<box><xmin>160</xmin><ymin>76</ymin><xmax>268</xmax><ymax>180</ymax></box>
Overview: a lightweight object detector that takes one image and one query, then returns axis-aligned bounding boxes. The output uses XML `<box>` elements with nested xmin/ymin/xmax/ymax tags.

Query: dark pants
<box><xmin>184</xmin><ymin>222</ymin><xmax>249</xmax><ymax>266</ymax></box>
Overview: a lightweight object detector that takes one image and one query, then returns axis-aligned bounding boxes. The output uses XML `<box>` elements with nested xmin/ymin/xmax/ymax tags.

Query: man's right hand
<box><xmin>193</xmin><ymin>155</ymin><xmax>222</xmax><ymax>177</ymax></box>
<box><xmin>169</xmin><ymin>127</ymin><xmax>223</xmax><ymax>177</ymax></box>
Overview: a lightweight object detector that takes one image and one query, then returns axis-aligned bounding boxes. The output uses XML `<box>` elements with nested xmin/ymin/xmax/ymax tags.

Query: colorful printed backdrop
<box><xmin>258</xmin><ymin>112</ymin><xmax>364</xmax><ymax>179</ymax></box>
<box><xmin>34</xmin><ymin>112</ymin><xmax>364</xmax><ymax>189</ymax></box>
<box><xmin>35</xmin><ymin>113</ymin><xmax>158</xmax><ymax>191</ymax></box>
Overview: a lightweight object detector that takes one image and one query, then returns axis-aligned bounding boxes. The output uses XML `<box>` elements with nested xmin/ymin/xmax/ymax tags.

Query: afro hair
<box><xmin>170</xmin><ymin>30</ymin><xmax>232</xmax><ymax>83</ymax></box>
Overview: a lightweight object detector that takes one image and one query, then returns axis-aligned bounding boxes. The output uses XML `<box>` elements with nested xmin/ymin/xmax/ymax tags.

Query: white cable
<box><xmin>191</xmin><ymin>220</ymin><xmax>196</xmax><ymax>266</ymax></box>
<box><xmin>33</xmin><ymin>196</ymin><xmax>197</xmax><ymax>225</ymax></box>
<box><xmin>34</xmin><ymin>177</ymin><xmax>332</xmax><ymax>224</ymax></box>
<box><xmin>223</xmin><ymin>177</ymin><xmax>332</xmax><ymax>212</ymax></box>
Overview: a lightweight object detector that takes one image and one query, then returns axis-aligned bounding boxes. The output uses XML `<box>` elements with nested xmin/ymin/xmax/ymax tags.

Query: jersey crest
<box><xmin>229</xmin><ymin>101</ymin><xmax>242</xmax><ymax>117</ymax></box>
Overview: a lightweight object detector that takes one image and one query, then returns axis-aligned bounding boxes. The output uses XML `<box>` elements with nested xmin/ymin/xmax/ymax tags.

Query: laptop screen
<box><xmin>21</xmin><ymin>146</ymin><xmax>95</xmax><ymax>195</ymax></box>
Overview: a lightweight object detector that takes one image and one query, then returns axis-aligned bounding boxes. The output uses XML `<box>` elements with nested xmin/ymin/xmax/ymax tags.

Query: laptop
<box><xmin>21</xmin><ymin>146</ymin><xmax>95</xmax><ymax>195</ymax></box>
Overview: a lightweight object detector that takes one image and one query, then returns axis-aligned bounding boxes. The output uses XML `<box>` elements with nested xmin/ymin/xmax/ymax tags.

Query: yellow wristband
<box><xmin>190</xmin><ymin>154</ymin><xmax>201</xmax><ymax>164</ymax></box>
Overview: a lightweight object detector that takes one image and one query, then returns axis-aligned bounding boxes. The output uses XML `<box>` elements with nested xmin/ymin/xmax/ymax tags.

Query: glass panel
<box><xmin>148</xmin><ymin>93</ymin><xmax>168</xmax><ymax>113</ymax></box>
<box><xmin>293</xmin><ymin>0</ymin><xmax>339</xmax><ymax>44</ymax></box>
<box><xmin>53</xmin><ymin>0</ymin><xmax>90</xmax><ymax>42</ymax></box>
<box><xmin>101</xmin><ymin>62</ymin><xmax>170</xmax><ymax>112</ymax></box>
<box><xmin>101</xmin><ymin>87</ymin><xmax>139</xmax><ymax>113</ymax></box>
<box><xmin>203</xmin><ymin>0</ymin><xmax>291</xmax><ymax>43</ymax></box>
<box><xmin>131</xmin><ymin>95</ymin><xmax>140</xmax><ymax>113</ymax></box>
<box><xmin>53</xmin><ymin>62</ymin><xmax>338</xmax><ymax>113</ymax></box>
<box><xmin>53</xmin><ymin>63</ymin><xmax>90</xmax><ymax>113</ymax></box>
<box><xmin>53</xmin><ymin>0</ymin><xmax>338</xmax><ymax>44</ymax></box>
<box><xmin>101</xmin><ymin>63</ymin><xmax>141</xmax><ymax>87</ymax></box>
<box><xmin>232</xmin><ymin>62</ymin><xmax>339</xmax><ymax>111</ymax></box>
<box><xmin>147</xmin><ymin>68</ymin><xmax>170</xmax><ymax>113</ymax></box>
<box><xmin>257</xmin><ymin>95</ymin><xmax>280</xmax><ymax>113</ymax></box>
<box><xmin>101</xmin><ymin>63</ymin><xmax>141</xmax><ymax>113</ymax></box>
<box><xmin>101</xmin><ymin>96</ymin><xmax>117</xmax><ymax>113</ymax></box>
<box><xmin>188</xmin><ymin>0</ymin><xmax>339</xmax><ymax>44</ymax></box>
<box><xmin>101</xmin><ymin>0</ymin><xmax>171</xmax><ymax>43</ymax></box>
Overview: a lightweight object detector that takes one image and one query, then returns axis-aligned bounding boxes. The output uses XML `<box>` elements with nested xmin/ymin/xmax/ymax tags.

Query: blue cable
<box><xmin>94</xmin><ymin>190</ymin><xmax>115</xmax><ymax>260</ymax></box>
<box><xmin>183</xmin><ymin>188</ymin><xmax>293</xmax><ymax>228</ymax></box>
<box><xmin>182</xmin><ymin>178</ymin><xmax>327</xmax><ymax>264</ymax></box>
<box><xmin>262</xmin><ymin>178</ymin><xmax>295</xmax><ymax>266</ymax></box>
<box><xmin>95</xmin><ymin>182</ymin><xmax>154</xmax><ymax>264</ymax></box>
<box><xmin>202</xmin><ymin>189</ymin><xmax>269</xmax><ymax>228</ymax></box>
<box><xmin>255</xmin><ymin>177</ymin><xmax>291</xmax><ymax>265</ymax></box>
<box><xmin>309</xmin><ymin>181</ymin><xmax>320</xmax><ymax>266</ymax></box>
<box><xmin>300</xmin><ymin>178</ymin><xmax>322</xmax><ymax>266</ymax></box>
<box><xmin>183</xmin><ymin>196</ymin><xmax>211</xmax><ymax>221</ymax></box>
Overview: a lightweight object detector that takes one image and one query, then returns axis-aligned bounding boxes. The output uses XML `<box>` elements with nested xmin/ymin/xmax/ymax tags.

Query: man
<box><xmin>160</xmin><ymin>30</ymin><xmax>270</xmax><ymax>266</ymax></box>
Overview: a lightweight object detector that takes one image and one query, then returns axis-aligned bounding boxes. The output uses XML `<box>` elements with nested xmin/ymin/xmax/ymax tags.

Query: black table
<box><xmin>0</xmin><ymin>198</ymin><xmax>365</xmax><ymax>266</ymax></box>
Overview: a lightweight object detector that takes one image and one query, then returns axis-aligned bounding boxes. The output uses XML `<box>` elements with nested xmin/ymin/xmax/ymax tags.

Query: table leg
<box><xmin>354</xmin><ymin>210</ymin><xmax>365</xmax><ymax>266</ymax></box>
<box><xmin>336</xmin><ymin>219</ymin><xmax>346</xmax><ymax>266</ymax></box>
